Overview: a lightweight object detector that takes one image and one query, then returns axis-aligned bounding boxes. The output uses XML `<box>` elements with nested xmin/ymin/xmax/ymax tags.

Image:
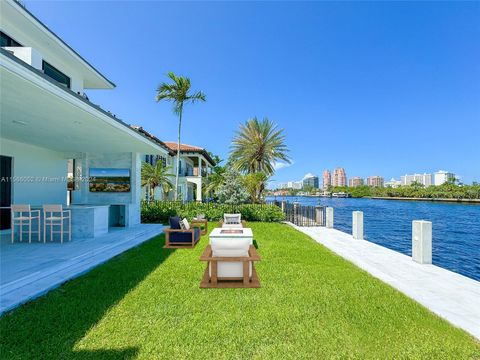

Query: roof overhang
<box><xmin>0</xmin><ymin>51</ymin><xmax>168</xmax><ymax>155</ymax></box>
<box><xmin>0</xmin><ymin>0</ymin><xmax>115</xmax><ymax>89</ymax></box>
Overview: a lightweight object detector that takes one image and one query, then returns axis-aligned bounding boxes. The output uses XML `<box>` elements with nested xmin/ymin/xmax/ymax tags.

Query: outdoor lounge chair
<box><xmin>218</xmin><ymin>213</ymin><xmax>247</xmax><ymax>229</ymax></box>
<box><xmin>199</xmin><ymin>237</ymin><xmax>261</xmax><ymax>288</ymax></box>
<box><xmin>164</xmin><ymin>216</ymin><xmax>201</xmax><ymax>248</ymax></box>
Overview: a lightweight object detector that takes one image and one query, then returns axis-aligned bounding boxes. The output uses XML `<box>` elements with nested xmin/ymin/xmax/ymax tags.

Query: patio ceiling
<box><xmin>0</xmin><ymin>57</ymin><xmax>166</xmax><ymax>155</ymax></box>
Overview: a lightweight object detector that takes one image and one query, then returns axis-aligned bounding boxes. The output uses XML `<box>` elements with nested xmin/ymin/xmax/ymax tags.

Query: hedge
<box><xmin>141</xmin><ymin>201</ymin><xmax>285</xmax><ymax>223</ymax></box>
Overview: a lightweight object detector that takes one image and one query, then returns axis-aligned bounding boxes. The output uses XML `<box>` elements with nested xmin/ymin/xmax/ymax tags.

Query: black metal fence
<box><xmin>268</xmin><ymin>200</ymin><xmax>326</xmax><ymax>227</ymax></box>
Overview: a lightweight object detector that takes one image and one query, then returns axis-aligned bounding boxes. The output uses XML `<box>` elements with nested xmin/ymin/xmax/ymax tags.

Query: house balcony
<box><xmin>179</xmin><ymin>167</ymin><xmax>208</xmax><ymax>178</ymax></box>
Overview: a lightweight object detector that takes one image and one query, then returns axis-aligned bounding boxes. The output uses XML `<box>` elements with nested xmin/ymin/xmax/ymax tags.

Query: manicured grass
<box><xmin>1</xmin><ymin>223</ymin><xmax>479</xmax><ymax>359</ymax></box>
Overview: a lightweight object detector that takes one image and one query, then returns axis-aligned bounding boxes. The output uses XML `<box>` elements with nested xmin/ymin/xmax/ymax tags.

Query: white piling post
<box><xmin>315</xmin><ymin>206</ymin><xmax>323</xmax><ymax>226</ymax></box>
<box><xmin>412</xmin><ymin>220</ymin><xmax>432</xmax><ymax>264</ymax></box>
<box><xmin>352</xmin><ymin>211</ymin><xmax>364</xmax><ymax>240</ymax></box>
<box><xmin>326</xmin><ymin>207</ymin><xmax>334</xmax><ymax>228</ymax></box>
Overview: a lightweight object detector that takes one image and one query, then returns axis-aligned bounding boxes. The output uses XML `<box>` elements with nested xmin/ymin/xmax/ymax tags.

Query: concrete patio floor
<box><xmin>293</xmin><ymin>224</ymin><xmax>480</xmax><ymax>340</ymax></box>
<box><xmin>0</xmin><ymin>224</ymin><xmax>165</xmax><ymax>314</ymax></box>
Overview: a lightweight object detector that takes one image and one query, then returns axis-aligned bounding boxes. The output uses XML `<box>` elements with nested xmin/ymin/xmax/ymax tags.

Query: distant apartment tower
<box><xmin>367</xmin><ymin>176</ymin><xmax>384</xmax><ymax>187</ymax></box>
<box><xmin>286</xmin><ymin>181</ymin><xmax>303</xmax><ymax>190</ymax></box>
<box><xmin>332</xmin><ymin>168</ymin><xmax>347</xmax><ymax>187</ymax></box>
<box><xmin>385</xmin><ymin>178</ymin><xmax>402</xmax><ymax>188</ymax></box>
<box><xmin>303</xmin><ymin>175</ymin><xmax>319</xmax><ymax>188</ymax></box>
<box><xmin>434</xmin><ymin>170</ymin><xmax>455</xmax><ymax>185</ymax></box>
<box><xmin>401</xmin><ymin>173</ymin><xmax>432</xmax><ymax>186</ymax></box>
<box><xmin>348</xmin><ymin>177</ymin><xmax>364</xmax><ymax>187</ymax></box>
<box><xmin>322</xmin><ymin>170</ymin><xmax>331</xmax><ymax>190</ymax></box>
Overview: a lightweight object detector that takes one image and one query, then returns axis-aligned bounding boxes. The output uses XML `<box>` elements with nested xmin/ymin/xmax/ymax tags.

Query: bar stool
<box><xmin>11</xmin><ymin>205</ymin><xmax>41</xmax><ymax>243</ymax></box>
<box><xmin>43</xmin><ymin>204</ymin><xmax>71</xmax><ymax>243</ymax></box>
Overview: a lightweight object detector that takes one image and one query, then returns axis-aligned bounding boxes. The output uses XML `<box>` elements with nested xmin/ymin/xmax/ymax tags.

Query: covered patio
<box><xmin>0</xmin><ymin>223</ymin><xmax>165</xmax><ymax>314</ymax></box>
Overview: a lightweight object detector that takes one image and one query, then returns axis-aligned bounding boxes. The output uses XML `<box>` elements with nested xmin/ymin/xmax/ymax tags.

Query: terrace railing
<box><xmin>269</xmin><ymin>200</ymin><xmax>326</xmax><ymax>227</ymax></box>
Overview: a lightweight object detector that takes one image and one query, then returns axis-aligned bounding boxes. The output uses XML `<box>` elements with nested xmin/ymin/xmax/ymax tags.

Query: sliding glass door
<box><xmin>0</xmin><ymin>155</ymin><xmax>12</xmax><ymax>230</ymax></box>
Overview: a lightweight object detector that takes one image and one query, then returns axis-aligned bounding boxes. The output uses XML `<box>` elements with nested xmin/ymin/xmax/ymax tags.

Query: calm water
<box><xmin>267</xmin><ymin>196</ymin><xmax>480</xmax><ymax>281</ymax></box>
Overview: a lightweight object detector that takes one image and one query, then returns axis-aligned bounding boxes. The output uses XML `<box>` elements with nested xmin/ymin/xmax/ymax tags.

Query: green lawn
<box><xmin>1</xmin><ymin>223</ymin><xmax>479</xmax><ymax>359</ymax></box>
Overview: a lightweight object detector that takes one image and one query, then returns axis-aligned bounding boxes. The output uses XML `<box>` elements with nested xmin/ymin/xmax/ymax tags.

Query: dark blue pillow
<box><xmin>169</xmin><ymin>216</ymin><xmax>182</xmax><ymax>229</ymax></box>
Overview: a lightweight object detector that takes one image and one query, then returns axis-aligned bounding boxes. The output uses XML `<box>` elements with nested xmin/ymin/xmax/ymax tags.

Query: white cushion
<box><xmin>224</xmin><ymin>214</ymin><xmax>241</xmax><ymax>224</ymax></box>
<box><xmin>182</xmin><ymin>218</ymin><xmax>190</xmax><ymax>230</ymax></box>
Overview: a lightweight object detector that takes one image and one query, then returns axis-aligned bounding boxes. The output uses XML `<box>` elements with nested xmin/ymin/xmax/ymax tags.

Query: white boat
<box><xmin>332</xmin><ymin>192</ymin><xmax>350</xmax><ymax>198</ymax></box>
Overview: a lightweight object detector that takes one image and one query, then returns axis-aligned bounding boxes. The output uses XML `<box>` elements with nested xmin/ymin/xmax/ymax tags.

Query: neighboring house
<box><xmin>163</xmin><ymin>142</ymin><xmax>216</xmax><ymax>202</ymax></box>
<box><xmin>129</xmin><ymin>127</ymin><xmax>217</xmax><ymax>202</ymax></box>
<box><xmin>0</xmin><ymin>0</ymin><xmax>170</xmax><ymax>233</ymax></box>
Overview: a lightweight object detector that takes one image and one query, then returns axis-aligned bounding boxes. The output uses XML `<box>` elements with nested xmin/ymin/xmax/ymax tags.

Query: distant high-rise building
<box><xmin>385</xmin><ymin>178</ymin><xmax>402</xmax><ymax>188</ymax></box>
<box><xmin>401</xmin><ymin>173</ymin><xmax>432</xmax><ymax>186</ymax></box>
<box><xmin>303</xmin><ymin>174</ymin><xmax>319</xmax><ymax>188</ymax></box>
<box><xmin>332</xmin><ymin>168</ymin><xmax>347</xmax><ymax>187</ymax></box>
<box><xmin>285</xmin><ymin>181</ymin><xmax>303</xmax><ymax>190</ymax></box>
<box><xmin>348</xmin><ymin>177</ymin><xmax>364</xmax><ymax>187</ymax></box>
<box><xmin>322</xmin><ymin>170</ymin><xmax>331</xmax><ymax>190</ymax></box>
<box><xmin>367</xmin><ymin>176</ymin><xmax>384</xmax><ymax>187</ymax></box>
<box><xmin>434</xmin><ymin>170</ymin><xmax>455</xmax><ymax>185</ymax></box>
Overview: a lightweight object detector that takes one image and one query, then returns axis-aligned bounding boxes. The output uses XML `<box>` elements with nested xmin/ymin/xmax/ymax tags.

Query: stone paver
<box><xmin>293</xmin><ymin>224</ymin><xmax>480</xmax><ymax>340</ymax></box>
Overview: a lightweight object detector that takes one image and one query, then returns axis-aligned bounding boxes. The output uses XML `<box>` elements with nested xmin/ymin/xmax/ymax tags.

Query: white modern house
<box><xmin>0</xmin><ymin>0</ymin><xmax>170</xmax><ymax>312</ymax></box>
<box><xmin>0</xmin><ymin>0</ymin><xmax>173</xmax><ymax>231</ymax></box>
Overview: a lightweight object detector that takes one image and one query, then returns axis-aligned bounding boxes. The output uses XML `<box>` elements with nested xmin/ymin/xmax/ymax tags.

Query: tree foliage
<box><xmin>141</xmin><ymin>162</ymin><xmax>174</xmax><ymax>201</ymax></box>
<box><xmin>327</xmin><ymin>183</ymin><xmax>480</xmax><ymax>199</ymax></box>
<box><xmin>156</xmin><ymin>72</ymin><xmax>205</xmax><ymax>200</ymax></box>
<box><xmin>230</xmin><ymin>117</ymin><xmax>290</xmax><ymax>176</ymax></box>
<box><xmin>216</xmin><ymin>168</ymin><xmax>250</xmax><ymax>204</ymax></box>
<box><xmin>243</xmin><ymin>172</ymin><xmax>268</xmax><ymax>203</ymax></box>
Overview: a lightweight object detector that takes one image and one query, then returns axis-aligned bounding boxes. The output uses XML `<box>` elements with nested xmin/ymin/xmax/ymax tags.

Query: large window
<box><xmin>42</xmin><ymin>60</ymin><xmax>71</xmax><ymax>88</ymax></box>
<box><xmin>0</xmin><ymin>31</ymin><xmax>22</xmax><ymax>47</ymax></box>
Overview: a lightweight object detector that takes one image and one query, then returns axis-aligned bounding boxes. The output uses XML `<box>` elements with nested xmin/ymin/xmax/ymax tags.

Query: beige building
<box><xmin>349</xmin><ymin>176</ymin><xmax>364</xmax><ymax>187</ymax></box>
<box><xmin>367</xmin><ymin>176</ymin><xmax>384</xmax><ymax>187</ymax></box>
<box><xmin>332</xmin><ymin>167</ymin><xmax>347</xmax><ymax>187</ymax></box>
<box><xmin>322</xmin><ymin>169</ymin><xmax>331</xmax><ymax>189</ymax></box>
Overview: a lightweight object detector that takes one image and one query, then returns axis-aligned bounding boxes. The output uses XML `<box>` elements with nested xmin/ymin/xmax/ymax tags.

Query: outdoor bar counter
<box><xmin>67</xmin><ymin>204</ymin><xmax>110</xmax><ymax>239</ymax></box>
<box><xmin>31</xmin><ymin>204</ymin><xmax>110</xmax><ymax>239</ymax></box>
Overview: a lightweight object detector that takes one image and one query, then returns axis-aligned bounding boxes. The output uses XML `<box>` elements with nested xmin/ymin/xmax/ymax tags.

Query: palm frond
<box><xmin>230</xmin><ymin>117</ymin><xmax>291</xmax><ymax>176</ymax></box>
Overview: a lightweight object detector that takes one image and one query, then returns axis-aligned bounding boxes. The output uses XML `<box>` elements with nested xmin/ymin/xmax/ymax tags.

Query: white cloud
<box><xmin>302</xmin><ymin>172</ymin><xmax>315</xmax><ymax>180</ymax></box>
<box><xmin>273</xmin><ymin>161</ymin><xmax>294</xmax><ymax>171</ymax></box>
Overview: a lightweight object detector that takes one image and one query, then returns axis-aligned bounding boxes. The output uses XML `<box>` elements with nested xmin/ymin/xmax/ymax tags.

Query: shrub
<box><xmin>141</xmin><ymin>201</ymin><xmax>285</xmax><ymax>224</ymax></box>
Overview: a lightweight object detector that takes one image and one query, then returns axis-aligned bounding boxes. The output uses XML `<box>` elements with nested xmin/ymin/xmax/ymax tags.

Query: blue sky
<box><xmin>26</xmin><ymin>1</ymin><xmax>480</xmax><ymax>184</ymax></box>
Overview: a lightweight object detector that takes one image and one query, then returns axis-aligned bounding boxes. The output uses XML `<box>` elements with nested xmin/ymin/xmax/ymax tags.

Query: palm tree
<box><xmin>141</xmin><ymin>162</ymin><xmax>174</xmax><ymax>201</ymax></box>
<box><xmin>156</xmin><ymin>72</ymin><xmax>206</xmax><ymax>200</ymax></box>
<box><xmin>230</xmin><ymin>117</ymin><xmax>291</xmax><ymax>176</ymax></box>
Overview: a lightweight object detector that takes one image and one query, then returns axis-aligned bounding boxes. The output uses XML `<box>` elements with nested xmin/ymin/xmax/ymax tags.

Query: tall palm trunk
<box><xmin>174</xmin><ymin>105</ymin><xmax>183</xmax><ymax>201</ymax></box>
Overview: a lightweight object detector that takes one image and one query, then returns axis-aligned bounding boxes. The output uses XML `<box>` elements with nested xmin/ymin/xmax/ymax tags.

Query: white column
<box><xmin>412</xmin><ymin>220</ymin><xmax>432</xmax><ymax>264</ymax></box>
<box><xmin>326</xmin><ymin>207</ymin><xmax>334</xmax><ymax>228</ymax></box>
<box><xmin>196</xmin><ymin>180</ymin><xmax>202</xmax><ymax>202</ymax></box>
<box><xmin>352</xmin><ymin>211</ymin><xmax>363</xmax><ymax>240</ymax></box>
<box><xmin>198</xmin><ymin>156</ymin><xmax>202</xmax><ymax>177</ymax></box>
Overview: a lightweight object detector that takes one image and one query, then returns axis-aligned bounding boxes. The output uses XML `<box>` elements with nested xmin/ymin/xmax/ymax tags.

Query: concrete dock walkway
<box><xmin>292</xmin><ymin>224</ymin><xmax>480</xmax><ymax>340</ymax></box>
